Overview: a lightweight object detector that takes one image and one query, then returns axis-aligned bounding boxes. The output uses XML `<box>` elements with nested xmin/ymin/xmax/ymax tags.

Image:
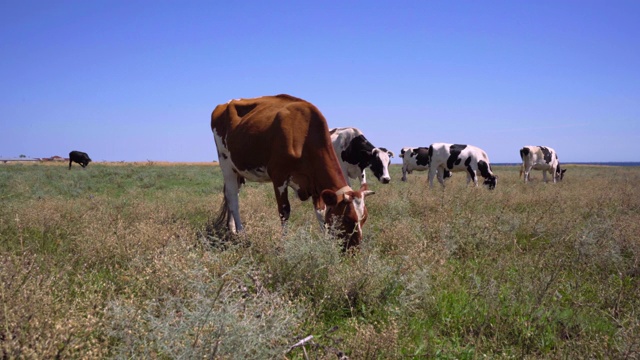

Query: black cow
<box><xmin>69</xmin><ymin>151</ymin><xmax>91</xmax><ymax>169</ymax></box>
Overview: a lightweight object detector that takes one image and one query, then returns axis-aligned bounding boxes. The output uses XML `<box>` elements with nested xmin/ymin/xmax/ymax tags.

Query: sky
<box><xmin>1</xmin><ymin>0</ymin><xmax>639</xmax><ymax>163</ymax></box>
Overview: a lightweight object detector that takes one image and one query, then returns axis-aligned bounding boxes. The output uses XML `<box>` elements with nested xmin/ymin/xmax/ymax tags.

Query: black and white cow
<box><xmin>330</xmin><ymin>127</ymin><xmax>394</xmax><ymax>186</ymax></box>
<box><xmin>519</xmin><ymin>146</ymin><xmax>566</xmax><ymax>183</ymax></box>
<box><xmin>399</xmin><ymin>147</ymin><xmax>452</xmax><ymax>182</ymax></box>
<box><xmin>427</xmin><ymin>143</ymin><xmax>497</xmax><ymax>189</ymax></box>
<box><xmin>69</xmin><ymin>150</ymin><xmax>91</xmax><ymax>169</ymax></box>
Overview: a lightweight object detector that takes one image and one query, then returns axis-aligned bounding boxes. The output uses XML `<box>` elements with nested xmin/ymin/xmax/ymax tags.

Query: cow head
<box><xmin>369</xmin><ymin>148</ymin><xmax>394</xmax><ymax>184</ymax></box>
<box><xmin>483</xmin><ymin>175</ymin><xmax>498</xmax><ymax>190</ymax></box>
<box><xmin>321</xmin><ymin>184</ymin><xmax>375</xmax><ymax>250</ymax></box>
<box><xmin>556</xmin><ymin>166</ymin><xmax>567</xmax><ymax>181</ymax></box>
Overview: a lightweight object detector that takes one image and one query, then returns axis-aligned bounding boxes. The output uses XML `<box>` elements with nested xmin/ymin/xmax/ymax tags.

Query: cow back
<box><xmin>211</xmin><ymin>95</ymin><xmax>346</xmax><ymax>196</ymax></box>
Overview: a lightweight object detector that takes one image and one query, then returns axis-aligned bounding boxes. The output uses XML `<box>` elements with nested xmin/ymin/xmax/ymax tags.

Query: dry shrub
<box><xmin>0</xmin><ymin>253</ymin><xmax>108</xmax><ymax>358</ymax></box>
<box><xmin>104</xmin><ymin>237</ymin><xmax>303</xmax><ymax>359</ymax></box>
<box><xmin>73</xmin><ymin>197</ymin><xmax>182</xmax><ymax>269</ymax></box>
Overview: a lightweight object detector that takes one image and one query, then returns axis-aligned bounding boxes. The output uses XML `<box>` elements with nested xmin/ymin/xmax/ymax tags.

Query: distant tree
<box><xmin>19</xmin><ymin>154</ymin><xmax>26</xmax><ymax>158</ymax></box>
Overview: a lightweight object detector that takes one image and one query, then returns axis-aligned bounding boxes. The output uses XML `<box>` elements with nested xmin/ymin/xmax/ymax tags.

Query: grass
<box><xmin>1</xmin><ymin>162</ymin><xmax>639</xmax><ymax>358</ymax></box>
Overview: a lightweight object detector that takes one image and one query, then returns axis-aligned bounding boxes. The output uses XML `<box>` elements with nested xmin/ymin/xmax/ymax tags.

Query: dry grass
<box><xmin>1</xmin><ymin>163</ymin><xmax>639</xmax><ymax>358</ymax></box>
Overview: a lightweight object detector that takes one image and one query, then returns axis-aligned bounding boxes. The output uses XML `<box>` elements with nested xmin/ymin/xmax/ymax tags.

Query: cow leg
<box><xmin>551</xmin><ymin>167</ymin><xmax>557</xmax><ymax>183</ymax></box>
<box><xmin>542</xmin><ymin>170</ymin><xmax>548</xmax><ymax>183</ymax></box>
<box><xmin>313</xmin><ymin>196</ymin><xmax>327</xmax><ymax>230</ymax></box>
<box><xmin>218</xmin><ymin>161</ymin><xmax>243</xmax><ymax>233</ymax></box>
<box><xmin>224</xmin><ymin>176</ymin><xmax>244</xmax><ymax>232</ymax></box>
<box><xmin>358</xmin><ymin>170</ymin><xmax>367</xmax><ymax>187</ymax></box>
<box><xmin>273</xmin><ymin>180</ymin><xmax>291</xmax><ymax>229</ymax></box>
<box><xmin>428</xmin><ymin>166</ymin><xmax>439</xmax><ymax>188</ymax></box>
<box><xmin>435</xmin><ymin>167</ymin><xmax>448</xmax><ymax>187</ymax></box>
<box><xmin>69</xmin><ymin>159</ymin><xmax>72</xmax><ymax>170</ymax></box>
<box><xmin>466</xmin><ymin>166</ymin><xmax>477</xmax><ymax>186</ymax></box>
<box><xmin>401</xmin><ymin>166</ymin><xmax>407</xmax><ymax>182</ymax></box>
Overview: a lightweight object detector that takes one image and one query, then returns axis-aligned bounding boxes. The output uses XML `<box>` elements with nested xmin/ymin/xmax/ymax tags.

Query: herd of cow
<box><xmin>67</xmin><ymin>94</ymin><xmax>566</xmax><ymax>250</ymax></box>
<box><xmin>209</xmin><ymin>94</ymin><xmax>567</xmax><ymax>250</ymax></box>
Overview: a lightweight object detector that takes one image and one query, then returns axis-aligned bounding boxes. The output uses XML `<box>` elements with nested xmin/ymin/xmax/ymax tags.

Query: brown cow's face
<box><xmin>321</xmin><ymin>185</ymin><xmax>375</xmax><ymax>251</ymax></box>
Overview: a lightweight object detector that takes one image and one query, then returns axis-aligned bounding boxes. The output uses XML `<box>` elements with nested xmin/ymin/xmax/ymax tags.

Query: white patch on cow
<box><xmin>277</xmin><ymin>181</ymin><xmax>288</xmax><ymax>197</ymax></box>
<box><xmin>288</xmin><ymin>179</ymin><xmax>301</xmax><ymax>192</ymax></box>
<box><xmin>352</xmin><ymin>196</ymin><xmax>367</xmax><ymax>222</ymax></box>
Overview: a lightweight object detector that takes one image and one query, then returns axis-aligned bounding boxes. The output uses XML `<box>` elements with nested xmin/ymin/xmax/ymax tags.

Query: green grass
<box><xmin>1</xmin><ymin>162</ymin><xmax>639</xmax><ymax>358</ymax></box>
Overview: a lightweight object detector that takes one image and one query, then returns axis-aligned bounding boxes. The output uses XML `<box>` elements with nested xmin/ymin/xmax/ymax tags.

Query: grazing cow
<box><xmin>399</xmin><ymin>146</ymin><xmax>452</xmax><ymax>182</ymax></box>
<box><xmin>427</xmin><ymin>143</ymin><xmax>498</xmax><ymax>189</ymax></box>
<box><xmin>330</xmin><ymin>127</ymin><xmax>394</xmax><ymax>186</ymax></box>
<box><xmin>519</xmin><ymin>146</ymin><xmax>566</xmax><ymax>183</ymax></box>
<box><xmin>211</xmin><ymin>94</ymin><xmax>374</xmax><ymax>250</ymax></box>
<box><xmin>68</xmin><ymin>151</ymin><xmax>91</xmax><ymax>169</ymax></box>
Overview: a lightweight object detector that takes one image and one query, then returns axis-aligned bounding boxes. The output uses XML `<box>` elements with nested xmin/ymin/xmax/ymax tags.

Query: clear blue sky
<box><xmin>1</xmin><ymin>0</ymin><xmax>638</xmax><ymax>163</ymax></box>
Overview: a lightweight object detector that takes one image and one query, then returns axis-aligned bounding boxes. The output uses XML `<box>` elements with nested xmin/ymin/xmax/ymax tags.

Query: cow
<box><xmin>68</xmin><ymin>151</ymin><xmax>91</xmax><ymax>169</ymax></box>
<box><xmin>329</xmin><ymin>127</ymin><xmax>394</xmax><ymax>186</ymax></box>
<box><xmin>211</xmin><ymin>94</ymin><xmax>374</xmax><ymax>250</ymax></box>
<box><xmin>427</xmin><ymin>143</ymin><xmax>498</xmax><ymax>189</ymax></box>
<box><xmin>399</xmin><ymin>146</ymin><xmax>452</xmax><ymax>182</ymax></box>
<box><xmin>519</xmin><ymin>146</ymin><xmax>566</xmax><ymax>183</ymax></box>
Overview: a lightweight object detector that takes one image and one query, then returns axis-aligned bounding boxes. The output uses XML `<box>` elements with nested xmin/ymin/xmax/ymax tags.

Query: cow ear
<box><xmin>359</xmin><ymin>183</ymin><xmax>376</xmax><ymax>197</ymax></box>
<box><xmin>362</xmin><ymin>190</ymin><xmax>375</xmax><ymax>197</ymax></box>
<box><xmin>321</xmin><ymin>189</ymin><xmax>339</xmax><ymax>206</ymax></box>
<box><xmin>387</xmin><ymin>151</ymin><xmax>395</xmax><ymax>158</ymax></box>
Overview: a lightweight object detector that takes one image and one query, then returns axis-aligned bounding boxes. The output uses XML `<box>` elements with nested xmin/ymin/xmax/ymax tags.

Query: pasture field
<box><xmin>1</xmin><ymin>162</ymin><xmax>639</xmax><ymax>358</ymax></box>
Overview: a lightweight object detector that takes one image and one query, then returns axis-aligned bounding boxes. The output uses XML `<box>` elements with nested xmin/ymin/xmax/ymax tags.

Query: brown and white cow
<box><xmin>519</xmin><ymin>146</ymin><xmax>566</xmax><ymax>183</ymax></box>
<box><xmin>211</xmin><ymin>94</ymin><xmax>374</xmax><ymax>249</ymax></box>
<box><xmin>330</xmin><ymin>127</ymin><xmax>394</xmax><ymax>186</ymax></box>
<box><xmin>427</xmin><ymin>143</ymin><xmax>498</xmax><ymax>189</ymax></box>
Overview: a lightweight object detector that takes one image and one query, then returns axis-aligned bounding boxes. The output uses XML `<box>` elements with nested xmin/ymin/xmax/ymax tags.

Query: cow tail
<box><xmin>207</xmin><ymin>186</ymin><xmax>231</xmax><ymax>244</ymax></box>
<box><xmin>213</xmin><ymin>187</ymin><xmax>230</xmax><ymax>230</ymax></box>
